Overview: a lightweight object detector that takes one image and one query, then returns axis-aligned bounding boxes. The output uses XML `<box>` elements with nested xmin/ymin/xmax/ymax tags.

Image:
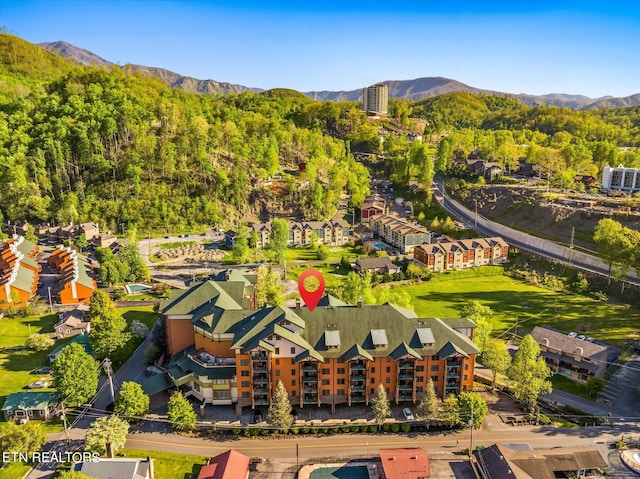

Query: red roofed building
<box><xmin>197</xmin><ymin>450</ymin><xmax>250</xmax><ymax>479</ymax></box>
<box><xmin>380</xmin><ymin>448</ymin><xmax>430</xmax><ymax>479</ymax></box>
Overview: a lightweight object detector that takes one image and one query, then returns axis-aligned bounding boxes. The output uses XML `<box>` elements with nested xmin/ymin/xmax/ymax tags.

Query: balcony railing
<box><xmin>251</xmin><ymin>353</ymin><xmax>268</xmax><ymax>360</ymax></box>
<box><xmin>350</xmin><ymin>385</ymin><xmax>365</xmax><ymax>392</ymax></box>
<box><xmin>350</xmin><ymin>374</ymin><xmax>366</xmax><ymax>382</ymax></box>
<box><xmin>301</xmin><ymin>365</ymin><xmax>318</xmax><ymax>372</ymax></box>
<box><xmin>253</xmin><ymin>366</ymin><xmax>268</xmax><ymax>374</ymax></box>
<box><xmin>399</xmin><ymin>373</ymin><xmax>414</xmax><ymax>380</ymax></box>
<box><xmin>350</xmin><ymin>363</ymin><xmax>366</xmax><ymax>371</ymax></box>
<box><xmin>190</xmin><ymin>352</ymin><xmax>237</xmax><ymax>368</ymax></box>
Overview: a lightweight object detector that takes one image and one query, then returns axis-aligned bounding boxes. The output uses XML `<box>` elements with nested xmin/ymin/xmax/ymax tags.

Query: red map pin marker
<box><xmin>298</xmin><ymin>269</ymin><xmax>325</xmax><ymax>312</ymax></box>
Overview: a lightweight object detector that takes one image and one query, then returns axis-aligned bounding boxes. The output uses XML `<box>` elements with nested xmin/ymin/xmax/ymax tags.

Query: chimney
<box><xmin>105</xmin><ymin>442</ymin><xmax>114</xmax><ymax>459</ymax></box>
<box><xmin>295</xmin><ymin>298</ymin><xmax>301</xmax><ymax>310</ymax></box>
<box><xmin>357</xmin><ymin>297</ymin><xmax>363</xmax><ymax>308</ymax></box>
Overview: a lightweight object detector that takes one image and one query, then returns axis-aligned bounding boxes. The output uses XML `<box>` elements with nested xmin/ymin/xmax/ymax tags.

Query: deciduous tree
<box><xmin>508</xmin><ymin>335</ymin><xmax>552</xmax><ymax>413</ymax></box>
<box><xmin>482</xmin><ymin>340</ymin><xmax>511</xmax><ymax>390</ymax></box>
<box><xmin>167</xmin><ymin>391</ymin><xmax>197</xmax><ymax>431</ymax></box>
<box><xmin>114</xmin><ymin>381</ymin><xmax>150</xmax><ymax>419</ymax></box>
<box><xmin>85</xmin><ymin>415</ymin><xmax>129</xmax><ymax>455</ymax></box>
<box><xmin>458</xmin><ymin>391</ymin><xmax>488</xmax><ymax>429</ymax></box>
<box><xmin>0</xmin><ymin>422</ymin><xmax>46</xmax><ymax>459</ymax></box>
<box><xmin>25</xmin><ymin>333</ymin><xmax>54</xmax><ymax>351</ymax></box>
<box><xmin>52</xmin><ymin>342</ymin><xmax>99</xmax><ymax>405</ymax></box>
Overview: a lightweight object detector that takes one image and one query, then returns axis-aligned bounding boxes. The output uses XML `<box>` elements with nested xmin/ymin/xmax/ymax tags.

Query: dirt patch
<box><xmin>455</xmin><ymin>186</ymin><xmax>640</xmax><ymax>251</ymax></box>
<box><xmin>154</xmin><ymin>243</ymin><xmax>226</xmax><ymax>263</ymax></box>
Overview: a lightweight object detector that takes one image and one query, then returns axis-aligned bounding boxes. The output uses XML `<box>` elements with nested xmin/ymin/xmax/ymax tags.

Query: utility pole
<box><xmin>60</xmin><ymin>401</ymin><xmax>71</xmax><ymax>449</ymax></box>
<box><xmin>468</xmin><ymin>406</ymin><xmax>474</xmax><ymax>458</ymax></box>
<box><xmin>569</xmin><ymin>226</ymin><xmax>575</xmax><ymax>265</ymax></box>
<box><xmin>104</xmin><ymin>358</ymin><xmax>115</xmax><ymax>403</ymax></box>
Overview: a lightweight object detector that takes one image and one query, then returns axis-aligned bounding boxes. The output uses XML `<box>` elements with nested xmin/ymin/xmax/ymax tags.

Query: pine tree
<box><xmin>267</xmin><ymin>380</ymin><xmax>293</xmax><ymax>430</ymax></box>
<box><xmin>371</xmin><ymin>383</ymin><xmax>391</xmax><ymax>426</ymax></box>
<box><xmin>417</xmin><ymin>380</ymin><xmax>439</xmax><ymax>426</ymax></box>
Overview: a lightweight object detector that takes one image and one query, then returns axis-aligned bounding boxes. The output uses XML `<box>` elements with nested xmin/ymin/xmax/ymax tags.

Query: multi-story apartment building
<box><xmin>153</xmin><ymin>273</ymin><xmax>478</xmax><ymax>415</ymax></box>
<box><xmin>0</xmin><ymin>235</ymin><xmax>40</xmax><ymax>308</ymax></box>
<box><xmin>369</xmin><ymin>214</ymin><xmax>432</xmax><ymax>253</ymax></box>
<box><xmin>602</xmin><ymin>164</ymin><xmax>640</xmax><ymax>194</ymax></box>
<box><xmin>251</xmin><ymin>220</ymin><xmax>349</xmax><ymax>248</ymax></box>
<box><xmin>531</xmin><ymin>327</ymin><xmax>607</xmax><ymax>381</ymax></box>
<box><xmin>363</xmin><ymin>83</ymin><xmax>389</xmax><ymax>116</ymax></box>
<box><xmin>360</xmin><ymin>194</ymin><xmax>387</xmax><ymax>222</ymax></box>
<box><xmin>48</xmin><ymin>246</ymin><xmax>96</xmax><ymax>304</ymax></box>
<box><xmin>413</xmin><ymin>238</ymin><xmax>509</xmax><ymax>272</ymax></box>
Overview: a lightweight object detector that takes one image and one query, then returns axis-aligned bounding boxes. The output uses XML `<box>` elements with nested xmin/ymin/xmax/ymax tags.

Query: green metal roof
<box><xmin>1</xmin><ymin>392</ymin><xmax>58</xmax><ymax>411</ymax></box>
<box><xmin>166</xmin><ymin>347</ymin><xmax>236</xmax><ymax>381</ymax></box>
<box><xmin>139</xmin><ymin>374</ymin><xmax>173</xmax><ymax>396</ymax></box>
<box><xmin>162</xmin><ymin>281</ymin><xmax>245</xmax><ymax>316</ymax></box>
<box><xmin>10</xmin><ymin>266</ymin><xmax>35</xmax><ymax>294</ymax></box>
<box><xmin>49</xmin><ymin>333</ymin><xmax>92</xmax><ymax>358</ymax></box>
<box><xmin>15</xmin><ymin>238</ymin><xmax>37</xmax><ymax>256</ymax></box>
<box><xmin>74</xmin><ymin>254</ymin><xmax>95</xmax><ymax>290</ymax></box>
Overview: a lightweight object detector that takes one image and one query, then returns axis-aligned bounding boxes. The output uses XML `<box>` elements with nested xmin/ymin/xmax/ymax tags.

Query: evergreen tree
<box><xmin>371</xmin><ymin>383</ymin><xmax>391</xmax><ymax>426</ymax></box>
<box><xmin>85</xmin><ymin>415</ymin><xmax>129</xmax><ymax>455</ymax></box>
<box><xmin>114</xmin><ymin>381</ymin><xmax>150</xmax><ymax>419</ymax></box>
<box><xmin>417</xmin><ymin>380</ymin><xmax>439</xmax><ymax>426</ymax></box>
<box><xmin>267</xmin><ymin>380</ymin><xmax>294</xmax><ymax>430</ymax></box>
<box><xmin>167</xmin><ymin>391</ymin><xmax>197</xmax><ymax>431</ymax></box>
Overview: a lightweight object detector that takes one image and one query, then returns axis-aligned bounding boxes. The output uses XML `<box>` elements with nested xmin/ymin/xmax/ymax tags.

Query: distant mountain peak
<box><xmin>39</xmin><ymin>41</ymin><xmax>112</xmax><ymax>67</ymax></box>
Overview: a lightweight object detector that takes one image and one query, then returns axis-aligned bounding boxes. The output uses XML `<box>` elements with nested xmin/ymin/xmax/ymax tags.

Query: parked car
<box><xmin>568</xmin><ymin>332</ymin><xmax>577</xmax><ymax>338</ymax></box>
<box><xmin>33</xmin><ymin>366</ymin><xmax>51</xmax><ymax>375</ymax></box>
<box><xmin>577</xmin><ymin>335</ymin><xmax>586</xmax><ymax>341</ymax></box>
<box><xmin>26</xmin><ymin>381</ymin><xmax>48</xmax><ymax>389</ymax></box>
<box><xmin>402</xmin><ymin>408</ymin><xmax>414</xmax><ymax>421</ymax></box>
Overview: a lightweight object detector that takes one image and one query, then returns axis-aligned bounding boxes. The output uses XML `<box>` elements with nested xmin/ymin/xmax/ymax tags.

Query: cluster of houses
<box><xmin>48</xmin><ymin>245</ymin><xmax>97</xmax><ymax>304</ymax></box>
<box><xmin>0</xmin><ymin>235</ymin><xmax>40</xmax><ymax>307</ymax></box>
<box><xmin>8</xmin><ymin>220</ymin><xmax>119</xmax><ymax>249</ymax></box>
<box><xmin>413</xmin><ymin>238</ymin><xmax>509</xmax><ymax>272</ymax></box>
<box><xmin>142</xmin><ymin>270</ymin><xmax>479</xmax><ymax>415</ymax></box>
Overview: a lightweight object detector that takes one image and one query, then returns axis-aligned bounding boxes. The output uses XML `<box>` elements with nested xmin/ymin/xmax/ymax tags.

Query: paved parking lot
<box><xmin>600</xmin><ymin>353</ymin><xmax>640</xmax><ymax>418</ymax></box>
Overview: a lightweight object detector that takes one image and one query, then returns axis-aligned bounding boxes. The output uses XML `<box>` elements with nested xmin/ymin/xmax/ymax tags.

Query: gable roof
<box><xmin>198</xmin><ymin>450</ymin><xmax>250</xmax><ymax>479</ymax></box>
<box><xmin>78</xmin><ymin>458</ymin><xmax>152</xmax><ymax>479</ymax></box>
<box><xmin>379</xmin><ymin>447</ymin><xmax>431</xmax><ymax>479</ymax></box>
<box><xmin>1</xmin><ymin>392</ymin><xmax>58</xmax><ymax>411</ymax></box>
<box><xmin>531</xmin><ymin>326</ymin><xmax>608</xmax><ymax>359</ymax></box>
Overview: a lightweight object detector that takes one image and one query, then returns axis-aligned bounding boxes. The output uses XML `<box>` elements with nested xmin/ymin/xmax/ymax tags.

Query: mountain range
<box><xmin>40</xmin><ymin>40</ymin><xmax>640</xmax><ymax>110</ymax></box>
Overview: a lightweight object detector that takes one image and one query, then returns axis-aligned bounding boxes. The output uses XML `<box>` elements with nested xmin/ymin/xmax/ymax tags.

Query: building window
<box><xmin>387</xmin><ymin>356</ymin><xmax>392</xmax><ymax>362</ymax></box>
<box><xmin>463</xmin><ymin>375</ymin><xmax>468</xmax><ymax>380</ymax></box>
<box><xmin>416</xmin><ymin>376</ymin><xmax>424</xmax><ymax>382</ymax></box>
<box><xmin>242</xmin><ymin>381</ymin><xmax>250</xmax><ymax>387</ymax></box>
<box><xmin>431</xmin><ymin>355</ymin><xmax>439</xmax><ymax>361</ymax></box>
<box><xmin>370</xmin><ymin>388</ymin><xmax>375</xmax><ymax>394</ymax></box>
<box><xmin>291</xmin><ymin>347</ymin><xmax>296</xmax><ymax>354</ymax></box>
<box><xmin>431</xmin><ymin>365</ymin><xmax>439</xmax><ymax>371</ymax></box>
<box><xmin>241</xmin><ymin>370</ymin><xmax>249</xmax><ymax>377</ymax></box>
<box><xmin>193</xmin><ymin>383</ymin><xmax>201</xmax><ymax>392</ymax></box>
<box><xmin>275</xmin><ymin>348</ymin><xmax>280</xmax><ymax>354</ymax></box>
<box><xmin>370</xmin><ymin>378</ymin><xmax>375</xmax><ymax>384</ymax></box>
<box><xmin>337</xmin><ymin>378</ymin><xmax>345</xmax><ymax>385</ymax></box>
<box><xmin>430</xmin><ymin>376</ymin><xmax>438</xmax><ymax>382</ymax></box>
<box><xmin>292</xmin><ymin>380</ymin><xmax>296</xmax><ymax>386</ymax></box>
<box><xmin>322</xmin><ymin>390</ymin><xmax>330</xmax><ymax>396</ymax></box>
<box><xmin>291</xmin><ymin>390</ymin><xmax>296</xmax><ymax>396</ymax></box>
<box><xmin>291</xmin><ymin>369</ymin><xmax>296</xmax><ymax>376</ymax></box>
<box><xmin>275</xmin><ymin>359</ymin><xmax>280</xmax><ymax>365</ymax></box>
<box><xmin>385</xmin><ymin>377</ymin><xmax>390</xmax><ymax>384</ymax></box>
<box><xmin>240</xmin><ymin>359</ymin><xmax>249</xmax><ymax>366</ymax></box>
<box><xmin>322</xmin><ymin>379</ymin><xmax>330</xmax><ymax>385</ymax></box>
<box><xmin>322</xmin><ymin>368</ymin><xmax>330</xmax><ymax>375</ymax></box>
<box><xmin>416</xmin><ymin>365</ymin><xmax>424</xmax><ymax>372</ymax></box>
<box><xmin>386</xmin><ymin>367</ymin><xmax>391</xmax><ymax>373</ymax></box>
<box><xmin>242</xmin><ymin>392</ymin><xmax>250</xmax><ymax>398</ymax></box>
<box><xmin>371</xmin><ymin>368</ymin><xmax>375</xmax><ymax>373</ymax></box>
<box><xmin>276</xmin><ymin>370</ymin><xmax>280</xmax><ymax>376</ymax></box>
<box><xmin>337</xmin><ymin>389</ymin><xmax>345</xmax><ymax>396</ymax></box>
<box><xmin>464</xmin><ymin>364</ymin><xmax>469</xmax><ymax>370</ymax></box>
<box><xmin>337</xmin><ymin>368</ymin><xmax>345</xmax><ymax>375</ymax></box>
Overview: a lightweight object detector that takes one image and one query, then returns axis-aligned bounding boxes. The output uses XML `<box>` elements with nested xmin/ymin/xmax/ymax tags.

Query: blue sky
<box><xmin>2</xmin><ymin>1</ymin><xmax>640</xmax><ymax>98</ymax></box>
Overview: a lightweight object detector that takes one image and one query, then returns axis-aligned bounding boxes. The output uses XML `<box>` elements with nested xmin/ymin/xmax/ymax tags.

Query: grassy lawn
<box><xmin>285</xmin><ymin>244</ymin><xmax>366</xmax><ymax>264</ymax></box>
<box><xmin>550</xmin><ymin>375</ymin><xmax>595</xmax><ymax>401</ymax></box>
<box><xmin>287</xmin><ymin>264</ymin><xmax>351</xmax><ymax>290</ymax></box>
<box><xmin>111</xmin><ymin>307</ymin><xmax>157</xmax><ymax>368</ymax></box>
<box><xmin>0</xmin><ymin>314</ymin><xmax>58</xmax><ymax>407</ymax></box>
<box><xmin>395</xmin><ymin>273</ymin><xmax>639</xmax><ymax>347</ymax></box>
<box><xmin>120</xmin><ymin>449</ymin><xmax>207</xmax><ymax>479</ymax></box>
<box><xmin>0</xmin><ymin>461</ymin><xmax>32</xmax><ymax>479</ymax></box>
<box><xmin>159</xmin><ymin>241</ymin><xmax>196</xmax><ymax>249</ymax></box>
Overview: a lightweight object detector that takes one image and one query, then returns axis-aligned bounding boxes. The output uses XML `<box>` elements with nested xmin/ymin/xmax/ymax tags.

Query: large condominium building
<box><xmin>363</xmin><ymin>84</ymin><xmax>389</xmax><ymax>116</ymax></box>
<box><xmin>0</xmin><ymin>235</ymin><xmax>40</xmax><ymax>308</ymax></box>
<box><xmin>413</xmin><ymin>238</ymin><xmax>509</xmax><ymax>272</ymax></box>
<box><xmin>602</xmin><ymin>164</ymin><xmax>640</xmax><ymax>193</ymax></box>
<box><xmin>150</xmin><ymin>272</ymin><xmax>478</xmax><ymax>415</ymax></box>
<box><xmin>370</xmin><ymin>214</ymin><xmax>432</xmax><ymax>253</ymax></box>
<box><xmin>251</xmin><ymin>220</ymin><xmax>349</xmax><ymax>249</ymax></box>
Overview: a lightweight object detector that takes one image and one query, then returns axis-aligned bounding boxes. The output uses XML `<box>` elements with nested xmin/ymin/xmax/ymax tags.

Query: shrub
<box><xmin>291</xmin><ymin>427</ymin><xmax>299</xmax><ymax>434</ymax></box>
<box><xmin>341</xmin><ymin>426</ymin><xmax>351</xmax><ymax>433</ymax></box>
<box><xmin>400</xmin><ymin>423</ymin><xmax>410</xmax><ymax>433</ymax></box>
<box><xmin>616</xmin><ymin>440</ymin><xmax>626</xmax><ymax>449</ymax></box>
<box><xmin>350</xmin><ymin>425</ymin><xmax>360</xmax><ymax>433</ymax></box>
<box><xmin>301</xmin><ymin>427</ymin><xmax>310</xmax><ymax>434</ymax></box>
<box><xmin>232</xmin><ymin>428</ymin><xmax>242</xmax><ymax>435</ymax></box>
<box><xmin>390</xmin><ymin>424</ymin><xmax>400</xmax><ymax>433</ymax></box>
<box><xmin>320</xmin><ymin>427</ymin><xmax>328</xmax><ymax>434</ymax></box>
<box><xmin>310</xmin><ymin>427</ymin><xmax>318</xmax><ymax>434</ymax></box>
<box><xmin>112</xmin><ymin>289</ymin><xmax>127</xmax><ymax>300</ymax></box>
<box><xmin>359</xmin><ymin>425</ymin><xmax>368</xmax><ymax>432</ymax></box>
<box><xmin>367</xmin><ymin>425</ymin><xmax>377</xmax><ymax>433</ymax></box>
<box><xmin>260</xmin><ymin>428</ymin><xmax>269</xmax><ymax>436</ymax></box>
<box><xmin>130</xmin><ymin>320</ymin><xmax>149</xmax><ymax>338</ymax></box>
<box><xmin>382</xmin><ymin>423</ymin><xmax>390</xmax><ymax>432</ymax></box>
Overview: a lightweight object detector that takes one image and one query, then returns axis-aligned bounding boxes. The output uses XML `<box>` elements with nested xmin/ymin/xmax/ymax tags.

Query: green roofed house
<box><xmin>2</xmin><ymin>392</ymin><xmax>59</xmax><ymax>422</ymax></box>
<box><xmin>48</xmin><ymin>333</ymin><xmax>93</xmax><ymax>363</ymax></box>
<box><xmin>160</xmin><ymin>271</ymin><xmax>478</xmax><ymax>415</ymax></box>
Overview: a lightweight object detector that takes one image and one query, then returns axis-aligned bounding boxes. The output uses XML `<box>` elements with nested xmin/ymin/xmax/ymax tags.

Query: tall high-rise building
<box><xmin>362</xmin><ymin>83</ymin><xmax>389</xmax><ymax>116</ymax></box>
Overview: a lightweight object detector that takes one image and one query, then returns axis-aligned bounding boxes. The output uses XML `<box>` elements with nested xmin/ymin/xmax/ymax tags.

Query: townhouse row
<box><xmin>47</xmin><ymin>246</ymin><xmax>97</xmax><ymax>304</ymax></box>
<box><xmin>0</xmin><ymin>235</ymin><xmax>40</xmax><ymax>308</ymax></box>
<box><xmin>234</xmin><ymin>220</ymin><xmax>350</xmax><ymax>249</ymax></box>
<box><xmin>413</xmin><ymin>238</ymin><xmax>509</xmax><ymax>272</ymax></box>
<box><xmin>144</xmin><ymin>271</ymin><xmax>478</xmax><ymax>414</ymax></box>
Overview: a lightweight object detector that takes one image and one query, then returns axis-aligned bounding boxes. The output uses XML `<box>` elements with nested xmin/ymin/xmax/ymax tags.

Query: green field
<box><xmin>386</xmin><ymin>273</ymin><xmax>639</xmax><ymax>346</ymax></box>
<box><xmin>121</xmin><ymin>449</ymin><xmax>207</xmax><ymax>479</ymax></box>
<box><xmin>550</xmin><ymin>374</ymin><xmax>593</xmax><ymax>400</ymax></box>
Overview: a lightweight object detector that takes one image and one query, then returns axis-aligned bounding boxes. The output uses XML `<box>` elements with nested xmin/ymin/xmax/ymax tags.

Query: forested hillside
<box><xmin>2</xmin><ymin>33</ymin><xmax>640</xmax><ymax>237</ymax></box>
